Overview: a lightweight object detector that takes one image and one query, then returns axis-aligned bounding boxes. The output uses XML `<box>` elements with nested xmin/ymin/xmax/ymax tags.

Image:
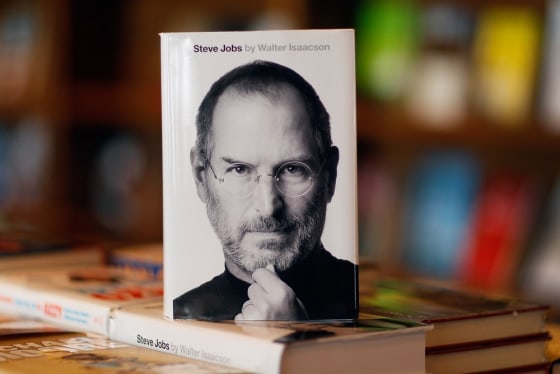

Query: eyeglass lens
<box><xmin>215</xmin><ymin>161</ymin><xmax>315</xmax><ymax>198</ymax></box>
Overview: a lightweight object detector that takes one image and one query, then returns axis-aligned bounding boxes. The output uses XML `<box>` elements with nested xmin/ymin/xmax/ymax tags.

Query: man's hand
<box><xmin>234</xmin><ymin>265</ymin><xmax>308</xmax><ymax>321</ymax></box>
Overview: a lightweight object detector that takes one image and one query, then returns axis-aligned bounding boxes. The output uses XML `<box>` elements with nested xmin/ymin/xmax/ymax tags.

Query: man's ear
<box><xmin>191</xmin><ymin>147</ymin><xmax>209</xmax><ymax>203</ymax></box>
<box><xmin>325</xmin><ymin>146</ymin><xmax>339</xmax><ymax>202</ymax></box>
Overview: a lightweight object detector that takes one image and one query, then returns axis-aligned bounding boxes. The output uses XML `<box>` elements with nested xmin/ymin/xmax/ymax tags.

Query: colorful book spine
<box><xmin>472</xmin><ymin>5</ymin><xmax>541</xmax><ymax>126</ymax></box>
<box><xmin>459</xmin><ymin>172</ymin><xmax>537</xmax><ymax>291</ymax></box>
<box><xmin>0</xmin><ymin>267</ymin><xmax>162</xmax><ymax>335</ymax></box>
<box><xmin>402</xmin><ymin>151</ymin><xmax>480</xmax><ymax>278</ymax></box>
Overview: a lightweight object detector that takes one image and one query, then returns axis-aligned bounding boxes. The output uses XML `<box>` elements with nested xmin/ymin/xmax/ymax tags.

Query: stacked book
<box><xmin>0</xmin><ymin>265</ymin><xmax>431</xmax><ymax>373</ymax></box>
<box><xmin>360</xmin><ymin>274</ymin><xmax>551</xmax><ymax>373</ymax></box>
<box><xmin>0</xmin><ymin>312</ymin><xmax>250</xmax><ymax>373</ymax></box>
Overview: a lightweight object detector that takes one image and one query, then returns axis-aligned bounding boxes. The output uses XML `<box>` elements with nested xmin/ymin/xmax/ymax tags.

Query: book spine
<box><xmin>459</xmin><ymin>172</ymin><xmax>537</xmax><ymax>290</ymax></box>
<box><xmin>0</xmin><ymin>280</ymin><xmax>41</xmax><ymax>319</ymax></box>
<box><xmin>0</xmin><ymin>273</ymin><xmax>163</xmax><ymax>336</ymax></box>
<box><xmin>472</xmin><ymin>5</ymin><xmax>541</xmax><ymax>126</ymax></box>
<box><xmin>402</xmin><ymin>151</ymin><xmax>480</xmax><ymax>278</ymax></box>
<box><xmin>0</xmin><ymin>280</ymin><xmax>111</xmax><ymax>335</ymax></box>
<box><xmin>34</xmin><ymin>291</ymin><xmax>111</xmax><ymax>335</ymax></box>
<box><xmin>109</xmin><ymin>310</ymin><xmax>285</xmax><ymax>374</ymax></box>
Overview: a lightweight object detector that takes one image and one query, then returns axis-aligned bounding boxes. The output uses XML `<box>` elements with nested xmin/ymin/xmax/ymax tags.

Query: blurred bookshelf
<box><xmin>355</xmin><ymin>0</ymin><xmax>560</xmax><ymax>317</ymax></box>
<box><xmin>0</xmin><ymin>0</ymin><xmax>560</xmax><ymax>316</ymax></box>
<box><xmin>0</xmin><ymin>0</ymin><xmax>307</xmax><ymax>242</ymax></box>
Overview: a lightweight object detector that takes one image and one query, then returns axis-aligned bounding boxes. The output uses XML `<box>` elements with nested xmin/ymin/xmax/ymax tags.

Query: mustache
<box><xmin>238</xmin><ymin>216</ymin><xmax>298</xmax><ymax>234</ymax></box>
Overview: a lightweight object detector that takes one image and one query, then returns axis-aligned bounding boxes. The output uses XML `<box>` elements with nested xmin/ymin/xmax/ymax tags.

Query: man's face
<box><xmin>201</xmin><ymin>84</ymin><xmax>331</xmax><ymax>273</ymax></box>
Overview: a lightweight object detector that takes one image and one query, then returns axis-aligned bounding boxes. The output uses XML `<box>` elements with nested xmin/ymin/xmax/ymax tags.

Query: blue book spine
<box><xmin>402</xmin><ymin>151</ymin><xmax>480</xmax><ymax>278</ymax></box>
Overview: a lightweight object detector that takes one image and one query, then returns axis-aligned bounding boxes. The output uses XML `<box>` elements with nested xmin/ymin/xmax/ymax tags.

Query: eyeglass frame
<box><xmin>204</xmin><ymin>157</ymin><xmax>328</xmax><ymax>198</ymax></box>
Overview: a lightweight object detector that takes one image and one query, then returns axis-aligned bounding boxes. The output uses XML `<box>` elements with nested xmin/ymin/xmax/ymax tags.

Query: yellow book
<box><xmin>473</xmin><ymin>6</ymin><xmax>541</xmax><ymax>126</ymax></box>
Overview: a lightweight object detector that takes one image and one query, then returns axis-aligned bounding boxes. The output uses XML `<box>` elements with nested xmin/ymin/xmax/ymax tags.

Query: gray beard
<box><xmin>206</xmin><ymin>196</ymin><xmax>327</xmax><ymax>273</ymax></box>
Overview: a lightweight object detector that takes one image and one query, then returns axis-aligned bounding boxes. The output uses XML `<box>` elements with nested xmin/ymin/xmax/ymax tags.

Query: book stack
<box><xmin>0</xmin><ymin>28</ymin><xmax>435</xmax><ymax>374</ymax></box>
<box><xmin>0</xmin><ymin>265</ymin><xmax>431</xmax><ymax>373</ymax></box>
<box><xmin>361</xmin><ymin>276</ymin><xmax>551</xmax><ymax>373</ymax></box>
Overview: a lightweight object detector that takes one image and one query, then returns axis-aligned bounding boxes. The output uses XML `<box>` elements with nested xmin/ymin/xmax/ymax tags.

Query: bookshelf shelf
<box><xmin>357</xmin><ymin>100</ymin><xmax>560</xmax><ymax>152</ymax></box>
<box><xmin>69</xmin><ymin>82</ymin><xmax>161</xmax><ymax>128</ymax></box>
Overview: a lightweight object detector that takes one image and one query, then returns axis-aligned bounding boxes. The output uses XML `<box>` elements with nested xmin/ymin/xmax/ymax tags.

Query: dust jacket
<box><xmin>111</xmin><ymin>301</ymin><xmax>430</xmax><ymax>374</ymax></box>
<box><xmin>0</xmin><ymin>266</ymin><xmax>163</xmax><ymax>336</ymax></box>
<box><xmin>160</xmin><ymin>30</ymin><xmax>358</xmax><ymax>321</ymax></box>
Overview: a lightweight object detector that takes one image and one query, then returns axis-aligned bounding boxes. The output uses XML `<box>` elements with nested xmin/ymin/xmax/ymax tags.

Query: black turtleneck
<box><xmin>173</xmin><ymin>245</ymin><xmax>358</xmax><ymax>321</ymax></box>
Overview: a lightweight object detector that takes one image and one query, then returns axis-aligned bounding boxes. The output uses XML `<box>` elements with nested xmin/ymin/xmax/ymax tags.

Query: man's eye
<box><xmin>226</xmin><ymin>164</ymin><xmax>252</xmax><ymax>177</ymax></box>
<box><xmin>284</xmin><ymin>164</ymin><xmax>305</xmax><ymax>175</ymax></box>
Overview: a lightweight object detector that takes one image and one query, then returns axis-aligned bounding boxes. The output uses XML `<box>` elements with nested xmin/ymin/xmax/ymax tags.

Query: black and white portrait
<box><xmin>162</xmin><ymin>31</ymin><xmax>357</xmax><ymax>322</ymax></box>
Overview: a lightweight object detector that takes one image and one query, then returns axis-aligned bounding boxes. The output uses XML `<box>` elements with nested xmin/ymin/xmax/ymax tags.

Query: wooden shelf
<box><xmin>357</xmin><ymin>99</ymin><xmax>560</xmax><ymax>154</ymax></box>
<box><xmin>69</xmin><ymin>82</ymin><xmax>162</xmax><ymax>129</ymax></box>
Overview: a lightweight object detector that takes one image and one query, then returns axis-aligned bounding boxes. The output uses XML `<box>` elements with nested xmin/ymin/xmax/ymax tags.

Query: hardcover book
<box><xmin>0</xmin><ymin>330</ymin><xmax>248</xmax><ymax>373</ymax></box>
<box><xmin>360</xmin><ymin>277</ymin><xmax>549</xmax><ymax>349</ymax></box>
<box><xmin>109</xmin><ymin>301</ymin><xmax>431</xmax><ymax>374</ymax></box>
<box><xmin>0</xmin><ymin>313</ymin><xmax>67</xmax><ymax>336</ymax></box>
<box><xmin>0</xmin><ymin>266</ymin><xmax>163</xmax><ymax>335</ymax></box>
<box><xmin>160</xmin><ymin>30</ymin><xmax>358</xmax><ymax>321</ymax></box>
<box><xmin>425</xmin><ymin>332</ymin><xmax>551</xmax><ymax>374</ymax></box>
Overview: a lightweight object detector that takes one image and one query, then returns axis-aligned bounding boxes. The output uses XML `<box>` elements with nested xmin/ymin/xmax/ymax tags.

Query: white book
<box><xmin>161</xmin><ymin>29</ymin><xmax>358</xmax><ymax>322</ymax></box>
<box><xmin>109</xmin><ymin>301</ymin><xmax>431</xmax><ymax>374</ymax></box>
<box><xmin>0</xmin><ymin>266</ymin><xmax>162</xmax><ymax>335</ymax></box>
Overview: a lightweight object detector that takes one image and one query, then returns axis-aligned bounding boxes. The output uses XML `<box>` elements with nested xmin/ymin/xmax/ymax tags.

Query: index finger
<box><xmin>251</xmin><ymin>266</ymin><xmax>285</xmax><ymax>294</ymax></box>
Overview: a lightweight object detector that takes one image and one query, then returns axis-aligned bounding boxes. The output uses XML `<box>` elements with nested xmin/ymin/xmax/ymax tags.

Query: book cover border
<box><xmin>161</xmin><ymin>29</ymin><xmax>358</xmax><ymax>320</ymax></box>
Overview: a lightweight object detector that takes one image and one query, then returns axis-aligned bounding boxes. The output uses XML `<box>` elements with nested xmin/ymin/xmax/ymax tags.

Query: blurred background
<box><xmin>1</xmin><ymin>0</ymin><xmax>559</xmax><ymax>313</ymax></box>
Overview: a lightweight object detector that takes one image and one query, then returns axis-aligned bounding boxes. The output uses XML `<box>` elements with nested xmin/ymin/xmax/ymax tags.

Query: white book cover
<box><xmin>161</xmin><ymin>29</ymin><xmax>358</xmax><ymax>321</ymax></box>
<box><xmin>110</xmin><ymin>301</ymin><xmax>430</xmax><ymax>374</ymax></box>
<box><xmin>0</xmin><ymin>267</ymin><xmax>162</xmax><ymax>335</ymax></box>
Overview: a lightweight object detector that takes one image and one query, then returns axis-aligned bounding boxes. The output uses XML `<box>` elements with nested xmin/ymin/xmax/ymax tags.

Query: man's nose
<box><xmin>252</xmin><ymin>174</ymin><xmax>283</xmax><ymax>215</ymax></box>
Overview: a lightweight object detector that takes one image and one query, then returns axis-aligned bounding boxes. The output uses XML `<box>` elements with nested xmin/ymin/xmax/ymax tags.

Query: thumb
<box><xmin>265</xmin><ymin>263</ymin><xmax>276</xmax><ymax>274</ymax></box>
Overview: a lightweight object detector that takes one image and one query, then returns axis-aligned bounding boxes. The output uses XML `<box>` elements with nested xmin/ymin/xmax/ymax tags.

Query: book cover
<box><xmin>0</xmin><ymin>266</ymin><xmax>162</xmax><ymax>336</ymax></box>
<box><xmin>0</xmin><ymin>313</ymin><xmax>67</xmax><ymax>336</ymax></box>
<box><xmin>110</xmin><ymin>301</ymin><xmax>430</xmax><ymax>374</ymax></box>
<box><xmin>360</xmin><ymin>277</ymin><xmax>549</xmax><ymax>348</ymax></box>
<box><xmin>0</xmin><ymin>331</ymin><xmax>248</xmax><ymax>373</ymax></box>
<box><xmin>161</xmin><ymin>30</ymin><xmax>358</xmax><ymax>321</ymax></box>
